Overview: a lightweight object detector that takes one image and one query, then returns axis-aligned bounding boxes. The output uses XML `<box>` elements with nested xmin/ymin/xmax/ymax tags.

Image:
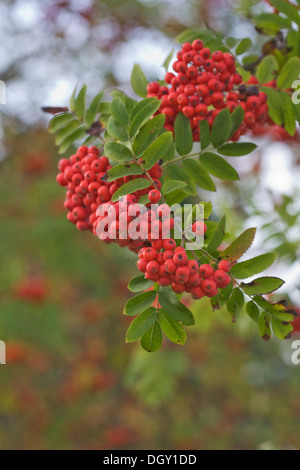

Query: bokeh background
<box><xmin>0</xmin><ymin>0</ymin><xmax>300</xmax><ymax>450</ymax></box>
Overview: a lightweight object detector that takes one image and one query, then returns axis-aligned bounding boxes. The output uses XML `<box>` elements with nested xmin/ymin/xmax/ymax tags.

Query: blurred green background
<box><xmin>0</xmin><ymin>0</ymin><xmax>300</xmax><ymax>450</ymax></box>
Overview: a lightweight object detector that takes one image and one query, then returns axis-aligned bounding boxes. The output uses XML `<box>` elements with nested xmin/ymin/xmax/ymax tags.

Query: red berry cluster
<box><xmin>56</xmin><ymin>146</ymin><xmax>167</xmax><ymax>253</ymax></box>
<box><xmin>137</xmin><ymin>240</ymin><xmax>231</xmax><ymax>298</ymax></box>
<box><xmin>56</xmin><ymin>146</ymin><xmax>112</xmax><ymax>231</ymax></box>
<box><xmin>147</xmin><ymin>40</ymin><xmax>268</xmax><ymax>141</ymax></box>
<box><xmin>93</xmin><ymin>189</ymin><xmax>177</xmax><ymax>253</ymax></box>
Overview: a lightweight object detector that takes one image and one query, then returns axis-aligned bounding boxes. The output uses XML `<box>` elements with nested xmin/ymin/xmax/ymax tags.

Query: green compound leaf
<box><xmin>235</xmin><ymin>38</ymin><xmax>252</xmax><ymax>55</ymax></box>
<box><xmin>230</xmin><ymin>106</ymin><xmax>245</xmax><ymax>137</ymax></box>
<box><xmin>58</xmin><ymin>127</ymin><xmax>88</xmax><ymax>154</ymax></box>
<box><xmin>271</xmin><ymin>318</ymin><xmax>294</xmax><ymax>340</ymax></box>
<box><xmin>256</xmin><ymin>55</ymin><xmax>278</xmax><ymax>84</ymax></box>
<box><xmin>277</xmin><ymin>57</ymin><xmax>300</xmax><ymax>90</ymax></box>
<box><xmin>162</xmin><ymin>180</ymin><xmax>187</xmax><ymax>194</ymax></box>
<box><xmin>158</xmin><ymin>310</ymin><xmax>187</xmax><ymax>345</ymax></box>
<box><xmin>55</xmin><ymin>120</ymin><xmax>82</xmax><ymax>146</ymax></box>
<box><xmin>246</xmin><ymin>301</ymin><xmax>260</xmax><ymax>324</ymax></box>
<box><xmin>143</xmin><ymin>132</ymin><xmax>173</xmax><ymax>170</ymax></box>
<box><xmin>111</xmin><ymin>97</ymin><xmax>129</xmax><ymax>126</ymax></box>
<box><xmin>159</xmin><ymin>287</ymin><xmax>195</xmax><ymax>326</ymax></box>
<box><xmin>104</xmin><ymin>141</ymin><xmax>133</xmax><ymax>162</ymax></box>
<box><xmin>200</xmin><ymin>152</ymin><xmax>239</xmax><ymax>181</ymax></box>
<box><xmin>132</xmin><ymin>114</ymin><xmax>165</xmax><ymax>156</ymax></box>
<box><xmin>182</xmin><ymin>159</ymin><xmax>216</xmax><ymax>192</ymax></box>
<box><xmin>211</xmin><ymin>107</ymin><xmax>231</xmax><ymax>147</ymax></box>
<box><xmin>226</xmin><ymin>288</ymin><xmax>244</xmax><ymax>322</ymax></box>
<box><xmin>111</xmin><ymin>177</ymin><xmax>152</xmax><ymax>202</ymax></box>
<box><xmin>140</xmin><ymin>322</ymin><xmax>162</xmax><ymax>352</ymax></box>
<box><xmin>230</xmin><ymin>253</ymin><xmax>276</xmax><ymax>279</ymax></box>
<box><xmin>126</xmin><ymin>308</ymin><xmax>157</xmax><ymax>342</ymax></box>
<box><xmin>240</xmin><ymin>277</ymin><xmax>285</xmax><ymax>296</ymax></box>
<box><xmin>107</xmin><ymin>163</ymin><xmax>143</xmax><ymax>181</ymax></box>
<box><xmin>85</xmin><ymin>92</ymin><xmax>104</xmax><ymax>126</ymax></box>
<box><xmin>130</xmin><ymin>64</ymin><xmax>148</xmax><ymax>98</ymax></box>
<box><xmin>129</xmin><ymin>98</ymin><xmax>161</xmax><ymax>138</ymax></box>
<box><xmin>207</xmin><ymin>216</ymin><xmax>226</xmax><ymax>254</ymax></box>
<box><xmin>49</xmin><ymin>113</ymin><xmax>74</xmax><ymax>134</ymax></box>
<box><xmin>128</xmin><ymin>275</ymin><xmax>154</xmax><ymax>293</ymax></box>
<box><xmin>220</xmin><ymin>227</ymin><xmax>256</xmax><ymax>263</ymax></box>
<box><xmin>162</xmin><ymin>49</ymin><xmax>174</xmax><ymax>71</ymax></box>
<box><xmin>218</xmin><ymin>142</ymin><xmax>257</xmax><ymax>156</ymax></box>
<box><xmin>124</xmin><ymin>291</ymin><xmax>157</xmax><ymax>316</ymax></box>
<box><xmin>106</xmin><ymin>116</ymin><xmax>128</xmax><ymax>142</ymax></box>
<box><xmin>74</xmin><ymin>84</ymin><xmax>87</xmax><ymax>120</ymax></box>
<box><xmin>199</xmin><ymin>119</ymin><xmax>211</xmax><ymax>150</ymax></box>
<box><xmin>259</xmin><ymin>312</ymin><xmax>272</xmax><ymax>341</ymax></box>
<box><xmin>269</xmin><ymin>0</ymin><xmax>300</xmax><ymax>26</ymax></box>
<box><xmin>255</xmin><ymin>13</ymin><xmax>291</xmax><ymax>34</ymax></box>
<box><xmin>174</xmin><ymin>112</ymin><xmax>193</xmax><ymax>156</ymax></box>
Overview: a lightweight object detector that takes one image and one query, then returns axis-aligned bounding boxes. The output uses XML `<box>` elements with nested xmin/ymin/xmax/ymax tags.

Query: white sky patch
<box><xmin>262</xmin><ymin>143</ymin><xmax>295</xmax><ymax>194</ymax></box>
<box><xmin>113</xmin><ymin>29</ymin><xmax>173</xmax><ymax>85</ymax></box>
<box><xmin>11</xmin><ymin>0</ymin><xmax>41</xmax><ymax>28</ymax></box>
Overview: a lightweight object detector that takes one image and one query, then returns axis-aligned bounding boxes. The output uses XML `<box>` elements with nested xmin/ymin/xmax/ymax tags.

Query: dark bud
<box><xmin>41</xmin><ymin>106</ymin><xmax>69</xmax><ymax>114</ymax></box>
<box><xmin>86</xmin><ymin>121</ymin><xmax>103</xmax><ymax>136</ymax></box>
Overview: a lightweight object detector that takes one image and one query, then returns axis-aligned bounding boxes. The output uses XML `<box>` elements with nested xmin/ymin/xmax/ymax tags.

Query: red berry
<box><xmin>192</xmin><ymin>221</ymin><xmax>207</xmax><ymax>236</ymax></box>
<box><xmin>192</xmin><ymin>39</ymin><xmax>204</xmax><ymax>51</ymax></box>
<box><xmin>199</xmin><ymin>264</ymin><xmax>214</xmax><ymax>279</ymax></box>
<box><xmin>173</xmin><ymin>250</ymin><xmax>188</xmax><ymax>266</ymax></box>
<box><xmin>144</xmin><ymin>247</ymin><xmax>158</xmax><ymax>262</ymax></box>
<box><xmin>72</xmin><ymin>206</ymin><xmax>87</xmax><ymax>221</ymax></box>
<box><xmin>163</xmin><ymin>239</ymin><xmax>176</xmax><ymax>251</ymax></box>
<box><xmin>201</xmin><ymin>279</ymin><xmax>218</xmax><ymax>297</ymax></box>
<box><xmin>164</xmin><ymin>259</ymin><xmax>177</xmax><ymax>274</ymax></box>
<box><xmin>218</xmin><ymin>260</ymin><xmax>230</xmax><ymax>272</ymax></box>
<box><xmin>146</xmin><ymin>261</ymin><xmax>160</xmax><ymax>274</ymax></box>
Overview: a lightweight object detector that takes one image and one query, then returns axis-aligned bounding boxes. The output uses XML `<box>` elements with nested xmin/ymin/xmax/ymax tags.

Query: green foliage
<box><xmin>277</xmin><ymin>57</ymin><xmax>300</xmax><ymax>90</ymax></box>
<box><xmin>128</xmin><ymin>275</ymin><xmax>154</xmax><ymax>293</ymax></box>
<box><xmin>200</xmin><ymin>152</ymin><xmax>239</xmax><ymax>181</ymax></box>
<box><xmin>235</xmin><ymin>38</ymin><xmax>252</xmax><ymax>55</ymax></box>
<box><xmin>108</xmin><ymin>163</ymin><xmax>143</xmax><ymax>180</ymax></box>
<box><xmin>129</xmin><ymin>98</ymin><xmax>161</xmax><ymax>138</ymax></box>
<box><xmin>207</xmin><ymin>216</ymin><xmax>226</xmax><ymax>254</ymax></box>
<box><xmin>162</xmin><ymin>180</ymin><xmax>187</xmax><ymax>194</ymax></box>
<box><xmin>230</xmin><ymin>253</ymin><xmax>276</xmax><ymax>279</ymax></box>
<box><xmin>131</xmin><ymin>64</ymin><xmax>148</xmax><ymax>98</ymax></box>
<box><xmin>211</xmin><ymin>108</ymin><xmax>231</xmax><ymax>147</ymax></box>
<box><xmin>111</xmin><ymin>178</ymin><xmax>152</xmax><ymax>202</ymax></box>
<box><xmin>126</xmin><ymin>307</ymin><xmax>157</xmax><ymax>342</ymax></box>
<box><xmin>158</xmin><ymin>310</ymin><xmax>187</xmax><ymax>345</ymax></box>
<box><xmin>104</xmin><ymin>141</ymin><xmax>133</xmax><ymax>162</ymax></box>
<box><xmin>182</xmin><ymin>159</ymin><xmax>216</xmax><ymax>192</ymax></box>
<box><xmin>221</xmin><ymin>228</ymin><xmax>256</xmax><ymax>263</ymax></box>
<box><xmin>218</xmin><ymin>142</ymin><xmax>257</xmax><ymax>157</ymax></box>
<box><xmin>143</xmin><ymin>132</ymin><xmax>173</xmax><ymax>170</ymax></box>
<box><xmin>124</xmin><ymin>291</ymin><xmax>157</xmax><ymax>316</ymax></box>
<box><xmin>174</xmin><ymin>113</ymin><xmax>193</xmax><ymax>156</ymax></box>
<box><xmin>256</xmin><ymin>55</ymin><xmax>278</xmax><ymax>83</ymax></box>
<box><xmin>227</xmin><ymin>288</ymin><xmax>244</xmax><ymax>321</ymax></box>
<box><xmin>269</xmin><ymin>0</ymin><xmax>300</xmax><ymax>26</ymax></box>
<box><xmin>132</xmin><ymin>114</ymin><xmax>165</xmax><ymax>156</ymax></box>
<box><xmin>140</xmin><ymin>322</ymin><xmax>162</xmax><ymax>352</ymax></box>
<box><xmin>199</xmin><ymin>119</ymin><xmax>211</xmax><ymax>150</ymax></box>
<box><xmin>240</xmin><ymin>277</ymin><xmax>285</xmax><ymax>296</ymax></box>
<box><xmin>158</xmin><ymin>288</ymin><xmax>195</xmax><ymax>326</ymax></box>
